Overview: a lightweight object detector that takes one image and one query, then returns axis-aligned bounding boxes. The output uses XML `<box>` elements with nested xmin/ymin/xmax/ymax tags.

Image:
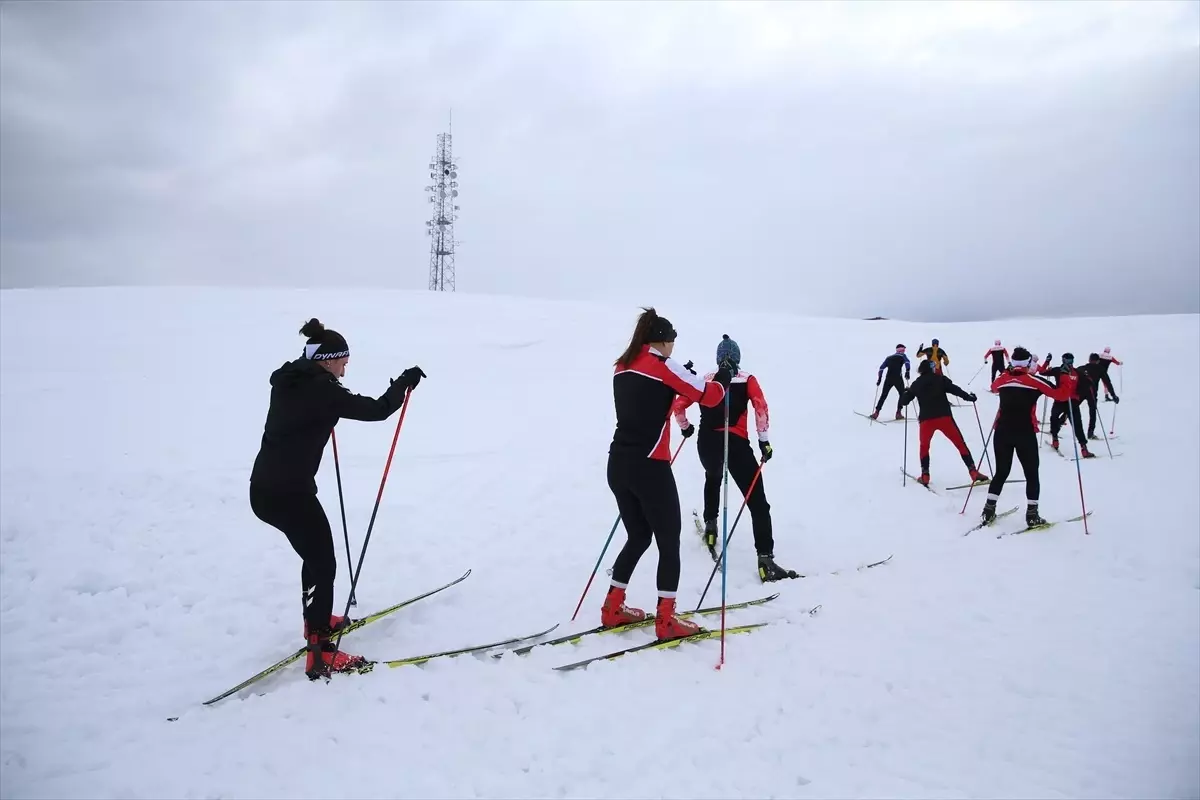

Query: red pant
<box><xmin>919</xmin><ymin>416</ymin><xmax>969</xmax><ymax>459</ymax></box>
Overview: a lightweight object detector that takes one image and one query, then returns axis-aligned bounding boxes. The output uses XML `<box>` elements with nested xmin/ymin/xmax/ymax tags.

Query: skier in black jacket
<box><xmin>870</xmin><ymin>344</ymin><xmax>911</xmax><ymax>420</ymax></box>
<box><xmin>899</xmin><ymin>359</ymin><xmax>987</xmax><ymax>487</ymax></box>
<box><xmin>1040</xmin><ymin>353</ymin><xmax>1095</xmax><ymax>457</ymax></box>
<box><xmin>250</xmin><ymin>318</ymin><xmax>425</xmax><ymax>679</ymax></box>
<box><xmin>1080</xmin><ymin>354</ymin><xmax>1108</xmax><ymax>439</ymax></box>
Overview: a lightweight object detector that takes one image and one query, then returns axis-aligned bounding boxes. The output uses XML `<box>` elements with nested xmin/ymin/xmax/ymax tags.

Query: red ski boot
<box><xmin>305</xmin><ymin>631</ymin><xmax>370</xmax><ymax>680</ymax></box>
<box><xmin>917</xmin><ymin>472</ymin><xmax>931</xmax><ymax>486</ymax></box>
<box><xmin>600</xmin><ymin>585</ymin><xmax>646</xmax><ymax>628</ymax></box>
<box><xmin>969</xmin><ymin>468</ymin><xmax>990</xmax><ymax>483</ymax></box>
<box><xmin>655</xmin><ymin>596</ymin><xmax>701</xmax><ymax>641</ymax></box>
<box><xmin>304</xmin><ymin>613</ymin><xmax>352</xmax><ymax>640</ymax></box>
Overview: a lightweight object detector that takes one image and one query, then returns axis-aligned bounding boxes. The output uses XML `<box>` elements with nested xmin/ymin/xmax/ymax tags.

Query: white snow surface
<box><xmin>1</xmin><ymin>286</ymin><xmax>1198</xmax><ymax>800</ymax></box>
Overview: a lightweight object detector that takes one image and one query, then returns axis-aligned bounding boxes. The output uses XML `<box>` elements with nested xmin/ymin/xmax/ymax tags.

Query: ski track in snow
<box><xmin>1</xmin><ymin>287</ymin><xmax>1197</xmax><ymax>799</ymax></box>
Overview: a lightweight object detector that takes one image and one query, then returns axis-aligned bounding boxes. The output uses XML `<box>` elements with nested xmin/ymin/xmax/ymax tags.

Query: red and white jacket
<box><xmin>611</xmin><ymin>345</ymin><xmax>726</xmax><ymax>461</ymax></box>
<box><xmin>672</xmin><ymin>370</ymin><xmax>769</xmax><ymax>442</ymax></box>
<box><xmin>990</xmin><ymin>368</ymin><xmax>1075</xmax><ymax>433</ymax></box>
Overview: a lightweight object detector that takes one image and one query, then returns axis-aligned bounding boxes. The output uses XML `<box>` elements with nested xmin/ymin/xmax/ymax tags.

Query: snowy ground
<box><xmin>1</xmin><ymin>286</ymin><xmax>1197</xmax><ymax>800</ymax></box>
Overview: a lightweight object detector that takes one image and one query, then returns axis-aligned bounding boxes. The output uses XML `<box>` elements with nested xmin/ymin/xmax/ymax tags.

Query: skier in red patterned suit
<box><xmin>982</xmin><ymin>346</ymin><xmax>1078</xmax><ymax>529</ymax></box>
<box><xmin>674</xmin><ymin>334</ymin><xmax>797</xmax><ymax>582</ymax></box>
<box><xmin>603</xmin><ymin>308</ymin><xmax>731</xmax><ymax>640</ymax></box>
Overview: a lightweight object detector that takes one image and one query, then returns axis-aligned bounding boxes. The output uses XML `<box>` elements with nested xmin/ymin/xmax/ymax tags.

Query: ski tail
<box><xmin>197</xmin><ymin>568</ymin><xmax>472</xmax><ymax>707</ymax></box>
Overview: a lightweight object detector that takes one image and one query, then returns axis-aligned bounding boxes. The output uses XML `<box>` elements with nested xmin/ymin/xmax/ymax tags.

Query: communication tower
<box><xmin>425</xmin><ymin>122</ymin><xmax>459</xmax><ymax>291</ymax></box>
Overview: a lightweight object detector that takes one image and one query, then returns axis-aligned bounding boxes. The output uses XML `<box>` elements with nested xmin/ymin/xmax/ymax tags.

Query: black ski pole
<box><xmin>326</xmin><ymin>387</ymin><xmax>414</xmax><ymax>678</ymax></box>
<box><xmin>971</xmin><ymin>401</ymin><xmax>995</xmax><ymax>474</ymax></box>
<box><xmin>330</xmin><ymin>428</ymin><xmax>356</xmax><ymax>607</ymax></box>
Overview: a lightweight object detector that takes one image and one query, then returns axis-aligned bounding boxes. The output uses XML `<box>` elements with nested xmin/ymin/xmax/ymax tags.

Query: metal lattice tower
<box><xmin>425</xmin><ymin>124</ymin><xmax>459</xmax><ymax>291</ymax></box>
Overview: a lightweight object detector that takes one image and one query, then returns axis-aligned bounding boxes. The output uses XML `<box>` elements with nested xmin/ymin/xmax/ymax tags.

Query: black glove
<box><xmin>682</xmin><ymin>360</ymin><xmax>697</xmax><ymax>375</ymax></box>
<box><xmin>759</xmin><ymin>440</ymin><xmax>773</xmax><ymax>462</ymax></box>
<box><xmin>1113</xmin><ymin>395</ymin><xmax>1120</xmax><ymax>404</ymax></box>
<box><xmin>681</xmin><ymin>423</ymin><xmax>695</xmax><ymax>439</ymax></box>
<box><xmin>967</xmin><ymin>392</ymin><xmax>978</xmax><ymax>402</ymax></box>
<box><xmin>876</xmin><ymin>375</ymin><xmax>881</xmax><ymax>386</ymax></box>
<box><xmin>713</xmin><ymin>365</ymin><xmax>733</xmax><ymax>388</ymax></box>
<box><xmin>393</xmin><ymin>366</ymin><xmax>426</xmax><ymax>390</ymax></box>
<box><xmin>1046</xmin><ymin>353</ymin><xmax>1053</xmax><ymax>362</ymax></box>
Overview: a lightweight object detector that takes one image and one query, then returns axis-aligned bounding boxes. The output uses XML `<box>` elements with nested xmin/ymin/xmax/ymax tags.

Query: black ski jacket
<box><xmin>900</xmin><ymin>373</ymin><xmax>973</xmax><ymax>421</ymax></box>
<box><xmin>250</xmin><ymin>358</ymin><xmax>409</xmax><ymax>494</ymax></box>
<box><xmin>1042</xmin><ymin>364</ymin><xmax>1094</xmax><ymax>403</ymax></box>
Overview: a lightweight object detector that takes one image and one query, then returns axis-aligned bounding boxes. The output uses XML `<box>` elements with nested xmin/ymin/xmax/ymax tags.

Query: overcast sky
<box><xmin>1</xmin><ymin>0</ymin><xmax>1197</xmax><ymax>320</ymax></box>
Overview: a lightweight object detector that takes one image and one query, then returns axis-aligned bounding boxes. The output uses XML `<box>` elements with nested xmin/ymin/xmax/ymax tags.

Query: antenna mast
<box><xmin>425</xmin><ymin>115</ymin><xmax>459</xmax><ymax>292</ymax></box>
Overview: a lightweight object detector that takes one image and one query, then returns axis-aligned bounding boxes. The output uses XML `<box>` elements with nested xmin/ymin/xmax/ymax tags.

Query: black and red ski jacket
<box><xmin>611</xmin><ymin>345</ymin><xmax>727</xmax><ymax>461</ymax></box>
<box><xmin>990</xmin><ymin>368</ymin><xmax>1075</xmax><ymax>434</ymax></box>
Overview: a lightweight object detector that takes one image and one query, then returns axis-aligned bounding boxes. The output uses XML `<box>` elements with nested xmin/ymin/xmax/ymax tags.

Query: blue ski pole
<box><xmin>717</xmin><ymin>385</ymin><xmax>731</xmax><ymax>668</ymax></box>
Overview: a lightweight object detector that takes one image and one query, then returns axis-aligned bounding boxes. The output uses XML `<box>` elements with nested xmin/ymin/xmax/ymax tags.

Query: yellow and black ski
<box><xmin>494</xmin><ymin>592</ymin><xmax>780</xmax><ymax>659</ymax></box>
<box><xmin>553</xmin><ymin>623</ymin><xmax>769</xmax><ymax>672</ymax></box>
<box><xmin>189</xmin><ymin>568</ymin><xmax>472</xmax><ymax>710</ymax></box>
<box><xmin>384</xmin><ymin>623</ymin><xmax>561</xmax><ymax>668</ymax></box>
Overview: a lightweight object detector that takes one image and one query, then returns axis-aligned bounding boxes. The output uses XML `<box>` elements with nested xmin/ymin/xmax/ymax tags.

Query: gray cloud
<box><xmin>1</xmin><ymin>0</ymin><xmax>1197</xmax><ymax>321</ymax></box>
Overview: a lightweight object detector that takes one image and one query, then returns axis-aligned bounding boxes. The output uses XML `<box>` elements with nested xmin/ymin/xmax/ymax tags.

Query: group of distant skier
<box><xmin>868</xmin><ymin>337</ymin><xmax>1123</xmax><ymax>530</ymax></box>
<box><xmin>241</xmin><ymin>309</ymin><xmax>1126</xmax><ymax>678</ymax></box>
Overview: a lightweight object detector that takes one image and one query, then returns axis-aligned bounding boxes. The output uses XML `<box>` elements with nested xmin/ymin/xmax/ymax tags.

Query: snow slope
<box><xmin>1</xmin><ymin>286</ymin><xmax>1197</xmax><ymax>800</ymax></box>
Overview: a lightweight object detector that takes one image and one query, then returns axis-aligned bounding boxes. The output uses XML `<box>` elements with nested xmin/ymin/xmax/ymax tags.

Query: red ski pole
<box><xmin>1067</xmin><ymin>398</ymin><xmax>1091</xmax><ymax>535</ymax></box>
<box><xmin>694</xmin><ymin>456</ymin><xmax>766</xmax><ymax>611</ymax></box>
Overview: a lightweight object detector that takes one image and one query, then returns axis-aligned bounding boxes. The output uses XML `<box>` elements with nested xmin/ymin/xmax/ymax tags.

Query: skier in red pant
<box><xmin>899</xmin><ymin>359</ymin><xmax>989</xmax><ymax>487</ymax></box>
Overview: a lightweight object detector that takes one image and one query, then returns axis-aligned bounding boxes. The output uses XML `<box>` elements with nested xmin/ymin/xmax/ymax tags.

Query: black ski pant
<box><xmin>987</xmin><ymin>427</ymin><xmax>1040</xmax><ymax>504</ymax></box>
<box><xmin>1099</xmin><ymin>370</ymin><xmax>1117</xmax><ymax>400</ymax></box>
<box><xmin>698</xmin><ymin>431</ymin><xmax>774</xmax><ymax>556</ymax></box>
<box><xmin>250</xmin><ymin>483</ymin><xmax>337</xmax><ymax>634</ymax></box>
<box><xmin>875</xmin><ymin>375</ymin><xmax>905</xmax><ymax>414</ymax></box>
<box><xmin>607</xmin><ymin>452</ymin><xmax>682</xmax><ymax>595</ymax></box>
<box><xmin>1083</xmin><ymin>392</ymin><xmax>1098</xmax><ymax>437</ymax></box>
<box><xmin>1050</xmin><ymin>400</ymin><xmax>1087</xmax><ymax>447</ymax></box>
<box><xmin>990</xmin><ymin>362</ymin><xmax>1004</xmax><ymax>384</ymax></box>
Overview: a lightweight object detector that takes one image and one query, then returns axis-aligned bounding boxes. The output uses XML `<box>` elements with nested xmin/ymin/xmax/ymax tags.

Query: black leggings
<box><xmin>1083</xmin><ymin>393</ymin><xmax>1097</xmax><ymax>436</ymax></box>
<box><xmin>698</xmin><ymin>432</ymin><xmax>773</xmax><ymax>556</ymax></box>
<box><xmin>250</xmin><ymin>483</ymin><xmax>336</xmax><ymax>632</ymax></box>
<box><xmin>607</xmin><ymin>453</ymin><xmax>682</xmax><ymax>595</ymax></box>
<box><xmin>876</xmin><ymin>375</ymin><xmax>904</xmax><ymax>413</ymax></box>
<box><xmin>987</xmin><ymin>428</ymin><xmax>1040</xmax><ymax>503</ymax></box>
<box><xmin>1050</xmin><ymin>400</ymin><xmax>1087</xmax><ymax>447</ymax></box>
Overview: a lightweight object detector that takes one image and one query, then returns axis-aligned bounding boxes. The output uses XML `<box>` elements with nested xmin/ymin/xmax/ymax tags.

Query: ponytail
<box><xmin>615</xmin><ymin>307</ymin><xmax>658</xmax><ymax>367</ymax></box>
